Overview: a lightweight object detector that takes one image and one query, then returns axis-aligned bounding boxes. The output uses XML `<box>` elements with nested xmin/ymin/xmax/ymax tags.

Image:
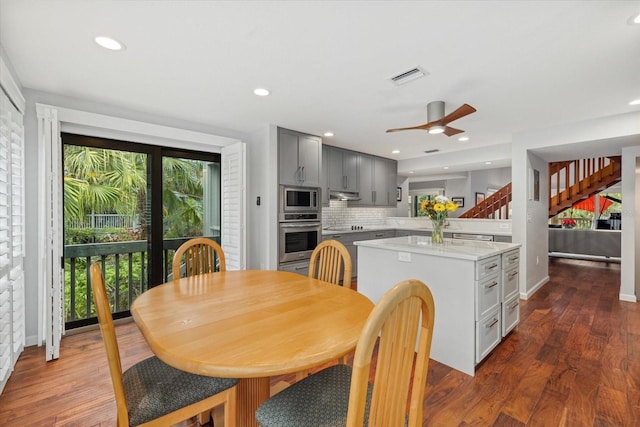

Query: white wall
<box><xmin>620</xmin><ymin>146</ymin><xmax>640</xmax><ymax>302</ymax></box>
<box><xmin>247</xmin><ymin>124</ymin><xmax>279</xmax><ymax>270</ymax></box>
<box><xmin>22</xmin><ymin>89</ymin><xmax>248</xmax><ymax>345</ymax></box>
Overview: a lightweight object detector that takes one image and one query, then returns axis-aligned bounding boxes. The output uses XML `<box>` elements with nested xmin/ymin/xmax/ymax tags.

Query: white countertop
<box><xmin>354</xmin><ymin>235</ymin><xmax>520</xmax><ymax>261</ymax></box>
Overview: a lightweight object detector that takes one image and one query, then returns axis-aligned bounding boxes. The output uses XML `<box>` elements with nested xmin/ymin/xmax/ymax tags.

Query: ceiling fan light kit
<box><xmin>386</xmin><ymin>100</ymin><xmax>476</xmax><ymax>137</ymax></box>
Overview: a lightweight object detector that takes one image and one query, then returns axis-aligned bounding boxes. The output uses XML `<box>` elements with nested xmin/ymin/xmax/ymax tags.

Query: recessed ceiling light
<box><xmin>323</xmin><ymin>132</ymin><xmax>334</xmax><ymax>137</ymax></box>
<box><xmin>628</xmin><ymin>12</ymin><xmax>640</xmax><ymax>25</ymax></box>
<box><xmin>95</xmin><ymin>36</ymin><xmax>125</xmax><ymax>51</ymax></box>
<box><xmin>428</xmin><ymin>125</ymin><xmax>445</xmax><ymax>134</ymax></box>
<box><xmin>443</xmin><ymin>166</ymin><xmax>449</xmax><ymax>170</ymax></box>
<box><xmin>253</xmin><ymin>88</ymin><xmax>270</xmax><ymax>96</ymax></box>
<box><xmin>458</xmin><ymin>136</ymin><xmax>469</xmax><ymax>142</ymax></box>
<box><xmin>409</xmin><ymin>171</ymin><xmax>414</xmax><ymax>174</ymax></box>
<box><xmin>629</xmin><ymin>99</ymin><xmax>640</xmax><ymax>105</ymax></box>
<box><xmin>391</xmin><ymin>149</ymin><xmax>400</xmax><ymax>154</ymax></box>
<box><xmin>485</xmin><ymin>161</ymin><xmax>492</xmax><ymax>165</ymax></box>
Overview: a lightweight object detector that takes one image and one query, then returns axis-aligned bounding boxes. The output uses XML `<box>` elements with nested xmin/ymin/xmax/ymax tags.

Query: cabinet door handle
<box><xmin>296</xmin><ymin>166</ymin><xmax>301</xmax><ymax>182</ymax></box>
<box><xmin>485</xmin><ymin>263</ymin><xmax>498</xmax><ymax>271</ymax></box>
<box><xmin>509</xmin><ymin>271</ymin><xmax>518</xmax><ymax>279</ymax></box>
<box><xmin>372</xmin><ymin>190</ymin><xmax>376</xmax><ymax>202</ymax></box>
<box><xmin>509</xmin><ymin>301</ymin><xmax>519</xmax><ymax>311</ymax></box>
<box><xmin>301</xmin><ymin>166</ymin><xmax>305</xmax><ymax>182</ymax></box>
<box><xmin>483</xmin><ymin>281</ymin><xmax>498</xmax><ymax>289</ymax></box>
<box><xmin>485</xmin><ymin>318</ymin><xmax>499</xmax><ymax>328</ymax></box>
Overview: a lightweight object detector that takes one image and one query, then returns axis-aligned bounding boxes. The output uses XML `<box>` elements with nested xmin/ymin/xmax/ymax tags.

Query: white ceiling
<box><xmin>1</xmin><ymin>0</ymin><xmax>639</xmax><ymax>177</ymax></box>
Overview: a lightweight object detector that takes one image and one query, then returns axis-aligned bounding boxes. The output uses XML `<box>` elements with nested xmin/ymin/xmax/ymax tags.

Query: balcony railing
<box><xmin>64</xmin><ymin>235</ymin><xmax>220</xmax><ymax>328</ymax></box>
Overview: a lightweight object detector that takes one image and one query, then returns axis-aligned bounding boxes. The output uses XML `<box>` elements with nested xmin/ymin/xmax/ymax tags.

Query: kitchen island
<box><xmin>355</xmin><ymin>235</ymin><xmax>521</xmax><ymax>376</ymax></box>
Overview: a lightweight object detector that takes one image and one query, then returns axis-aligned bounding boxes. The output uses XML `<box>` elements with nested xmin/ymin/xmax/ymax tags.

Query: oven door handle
<box><xmin>280</xmin><ymin>223</ymin><xmax>322</xmax><ymax>228</ymax></box>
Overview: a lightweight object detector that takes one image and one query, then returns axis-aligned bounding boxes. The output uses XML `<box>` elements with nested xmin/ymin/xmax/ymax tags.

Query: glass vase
<box><xmin>431</xmin><ymin>219</ymin><xmax>444</xmax><ymax>244</ymax></box>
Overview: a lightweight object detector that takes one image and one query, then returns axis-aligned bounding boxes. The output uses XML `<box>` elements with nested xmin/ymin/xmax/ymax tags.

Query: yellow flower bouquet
<box><xmin>420</xmin><ymin>195</ymin><xmax>459</xmax><ymax>243</ymax></box>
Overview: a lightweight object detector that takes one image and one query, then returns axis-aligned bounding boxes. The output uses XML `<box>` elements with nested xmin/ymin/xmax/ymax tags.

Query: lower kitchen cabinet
<box><xmin>323</xmin><ymin>229</ymin><xmax>396</xmax><ymax>278</ymax></box>
<box><xmin>278</xmin><ymin>259</ymin><xmax>310</xmax><ymax>276</ymax></box>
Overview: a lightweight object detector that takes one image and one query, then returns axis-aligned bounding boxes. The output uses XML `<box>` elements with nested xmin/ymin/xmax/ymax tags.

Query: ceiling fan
<box><xmin>386</xmin><ymin>101</ymin><xmax>476</xmax><ymax>136</ymax></box>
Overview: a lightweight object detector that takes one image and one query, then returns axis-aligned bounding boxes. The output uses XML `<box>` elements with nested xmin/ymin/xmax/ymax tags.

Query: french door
<box><xmin>61</xmin><ymin>133</ymin><xmax>221</xmax><ymax>329</ymax></box>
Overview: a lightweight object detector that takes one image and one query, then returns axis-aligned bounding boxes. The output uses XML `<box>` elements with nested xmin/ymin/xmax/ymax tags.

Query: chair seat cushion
<box><xmin>123</xmin><ymin>356</ymin><xmax>238</xmax><ymax>426</ymax></box>
<box><xmin>256</xmin><ymin>364</ymin><xmax>372</xmax><ymax>427</ymax></box>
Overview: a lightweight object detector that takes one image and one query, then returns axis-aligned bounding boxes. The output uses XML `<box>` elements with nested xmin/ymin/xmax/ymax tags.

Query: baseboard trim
<box><xmin>619</xmin><ymin>293</ymin><xmax>637</xmax><ymax>302</ymax></box>
<box><xmin>520</xmin><ymin>275</ymin><xmax>550</xmax><ymax>300</ymax></box>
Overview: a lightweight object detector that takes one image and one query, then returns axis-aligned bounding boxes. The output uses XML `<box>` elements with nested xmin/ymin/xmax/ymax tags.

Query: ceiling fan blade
<box><xmin>443</xmin><ymin>126</ymin><xmax>464</xmax><ymax>137</ymax></box>
<box><xmin>441</xmin><ymin>104</ymin><xmax>476</xmax><ymax>125</ymax></box>
<box><xmin>385</xmin><ymin>122</ymin><xmax>432</xmax><ymax>133</ymax></box>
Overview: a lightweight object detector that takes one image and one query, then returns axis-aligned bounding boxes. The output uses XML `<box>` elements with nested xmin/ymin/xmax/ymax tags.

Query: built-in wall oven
<box><xmin>279</xmin><ymin>221</ymin><xmax>322</xmax><ymax>263</ymax></box>
<box><xmin>279</xmin><ymin>185</ymin><xmax>322</xmax><ymax>267</ymax></box>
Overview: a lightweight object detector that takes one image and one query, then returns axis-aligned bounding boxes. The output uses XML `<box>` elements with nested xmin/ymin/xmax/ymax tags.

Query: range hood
<box><xmin>330</xmin><ymin>190</ymin><xmax>361</xmax><ymax>201</ymax></box>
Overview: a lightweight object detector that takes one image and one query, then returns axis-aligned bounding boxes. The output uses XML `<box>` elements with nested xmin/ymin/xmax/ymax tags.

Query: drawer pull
<box><xmin>295</xmin><ymin>266</ymin><xmax>306</xmax><ymax>271</ymax></box>
<box><xmin>508</xmin><ymin>271</ymin><xmax>518</xmax><ymax>279</ymax></box>
<box><xmin>485</xmin><ymin>318</ymin><xmax>499</xmax><ymax>329</ymax></box>
<box><xmin>483</xmin><ymin>281</ymin><xmax>498</xmax><ymax>289</ymax></box>
<box><xmin>508</xmin><ymin>256</ymin><xmax>519</xmax><ymax>262</ymax></box>
<box><xmin>375</xmin><ymin>234</ymin><xmax>384</xmax><ymax>237</ymax></box>
<box><xmin>485</xmin><ymin>263</ymin><xmax>498</xmax><ymax>271</ymax></box>
<box><xmin>333</xmin><ymin>235</ymin><xmax>342</xmax><ymax>238</ymax></box>
<box><xmin>509</xmin><ymin>301</ymin><xmax>519</xmax><ymax>310</ymax></box>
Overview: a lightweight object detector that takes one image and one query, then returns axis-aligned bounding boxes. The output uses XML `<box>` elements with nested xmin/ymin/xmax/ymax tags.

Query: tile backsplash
<box><xmin>322</xmin><ymin>200</ymin><xmax>396</xmax><ymax>228</ymax></box>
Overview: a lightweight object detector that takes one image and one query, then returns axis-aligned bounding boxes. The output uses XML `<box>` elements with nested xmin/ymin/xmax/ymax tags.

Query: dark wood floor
<box><xmin>0</xmin><ymin>258</ymin><xmax>638</xmax><ymax>426</ymax></box>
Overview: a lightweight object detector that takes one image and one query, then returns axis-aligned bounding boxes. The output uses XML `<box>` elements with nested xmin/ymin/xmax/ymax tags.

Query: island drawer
<box><xmin>476</xmin><ymin>255</ymin><xmax>501</xmax><ymax>280</ymax></box>
<box><xmin>502</xmin><ymin>294</ymin><xmax>520</xmax><ymax>337</ymax></box>
<box><xmin>502</xmin><ymin>249</ymin><xmax>520</xmax><ymax>269</ymax></box>
<box><xmin>502</xmin><ymin>265</ymin><xmax>519</xmax><ymax>301</ymax></box>
<box><xmin>476</xmin><ymin>307</ymin><xmax>501</xmax><ymax>363</ymax></box>
<box><xmin>476</xmin><ymin>274</ymin><xmax>500</xmax><ymax>320</ymax></box>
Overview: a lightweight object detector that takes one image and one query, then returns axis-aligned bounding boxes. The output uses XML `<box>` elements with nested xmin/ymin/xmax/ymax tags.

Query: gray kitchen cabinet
<box><xmin>278</xmin><ymin>127</ymin><xmax>321</xmax><ymax>187</ymax></box>
<box><xmin>387</xmin><ymin>158</ymin><xmax>398</xmax><ymax>205</ymax></box>
<box><xmin>321</xmin><ymin>145</ymin><xmax>330</xmax><ymax>204</ymax></box>
<box><xmin>327</xmin><ymin>146</ymin><xmax>358</xmax><ymax>193</ymax></box>
<box><xmin>324</xmin><ymin>229</ymin><xmax>395</xmax><ymax>278</ymax></box>
<box><xmin>356</xmin><ymin>154</ymin><xmax>397</xmax><ymax>207</ymax></box>
<box><xmin>373</xmin><ymin>157</ymin><xmax>388</xmax><ymax>206</ymax></box>
<box><xmin>396</xmin><ymin>229</ymin><xmax>429</xmax><ymax>237</ymax></box>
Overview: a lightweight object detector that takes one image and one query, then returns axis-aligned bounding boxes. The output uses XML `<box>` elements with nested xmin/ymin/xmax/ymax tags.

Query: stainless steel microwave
<box><xmin>280</xmin><ymin>185</ymin><xmax>320</xmax><ymax>216</ymax></box>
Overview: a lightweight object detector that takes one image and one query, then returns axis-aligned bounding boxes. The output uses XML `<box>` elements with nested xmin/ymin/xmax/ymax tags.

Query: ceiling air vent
<box><xmin>390</xmin><ymin>66</ymin><xmax>429</xmax><ymax>85</ymax></box>
<box><xmin>424</xmin><ymin>149</ymin><xmax>440</xmax><ymax>154</ymax></box>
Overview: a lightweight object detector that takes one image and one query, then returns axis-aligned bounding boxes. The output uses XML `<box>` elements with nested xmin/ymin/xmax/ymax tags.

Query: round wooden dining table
<box><xmin>130</xmin><ymin>269</ymin><xmax>374</xmax><ymax>427</ymax></box>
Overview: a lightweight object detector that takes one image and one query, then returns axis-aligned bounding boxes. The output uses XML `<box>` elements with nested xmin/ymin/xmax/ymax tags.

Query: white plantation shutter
<box><xmin>36</xmin><ymin>105</ymin><xmax>64</xmax><ymax>361</ymax></box>
<box><xmin>221</xmin><ymin>142</ymin><xmax>246</xmax><ymax>270</ymax></box>
<box><xmin>0</xmin><ymin>91</ymin><xmax>13</xmax><ymax>391</ymax></box>
<box><xmin>0</xmin><ymin>82</ymin><xmax>25</xmax><ymax>392</ymax></box>
<box><xmin>9</xmin><ymin>102</ymin><xmax>24</xmax><ymax>365</ymax></box>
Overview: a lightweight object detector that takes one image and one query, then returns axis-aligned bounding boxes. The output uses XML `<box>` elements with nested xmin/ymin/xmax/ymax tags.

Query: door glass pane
<box><xmin>163</xmin><ymin>157</ymin><xmax>220</xmax><ymax>280</ymax></box>
<box><xmin>63</xmin><ymin>144</ymin><xmax>148</xmax><ymax>327</ymax></box>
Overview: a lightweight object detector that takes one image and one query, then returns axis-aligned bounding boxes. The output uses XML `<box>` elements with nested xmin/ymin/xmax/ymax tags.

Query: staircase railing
<box><xmin>459</xmin><ymin>182</ymin><xmax>512</xmax><ymax>219</ymax></box>
<box><xmin>548</xmin><ymin>156</ymin><xmax>621</xmax><ymax>217</ymax></box>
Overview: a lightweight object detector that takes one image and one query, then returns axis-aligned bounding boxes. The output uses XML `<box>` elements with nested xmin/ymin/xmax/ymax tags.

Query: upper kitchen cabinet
<box><xmin>326</xmin><ymin>145</ymin><xmax>358</xmax><ymax>193</ymax></box>
<box><xmin>357</xmin><ymin>154</ymin><xmax>397</xmax><ymax>207</ymax></box>
<box><xmin>321</xmin><ymin>145</ymin><xmax>330</xmax><ymax>204</ymax></box>
<box><xmin>278</xmin><ymin>127</ymin><xmax>321</xmax><ymax>187</ymax></box>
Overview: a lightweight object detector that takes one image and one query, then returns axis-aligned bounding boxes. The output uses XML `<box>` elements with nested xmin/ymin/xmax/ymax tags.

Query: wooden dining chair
<box><xmin>90</xmin><ymin>263</ymin><xmax>238</xmax><ymax>426</ymax></box>
<box><xmin>256</xmin><ymin>278</ymin><xmax>435</xmax><ymax>427</ymax></box>
<box><xmin>172</xmin><ymin>237</ymin><xmax>226</xmax><ymax>279</ymax></box>
<box><xmin>308</xmin><ymin>239</ymin><xmax>353</xmax><ymax>290</ymax></box>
